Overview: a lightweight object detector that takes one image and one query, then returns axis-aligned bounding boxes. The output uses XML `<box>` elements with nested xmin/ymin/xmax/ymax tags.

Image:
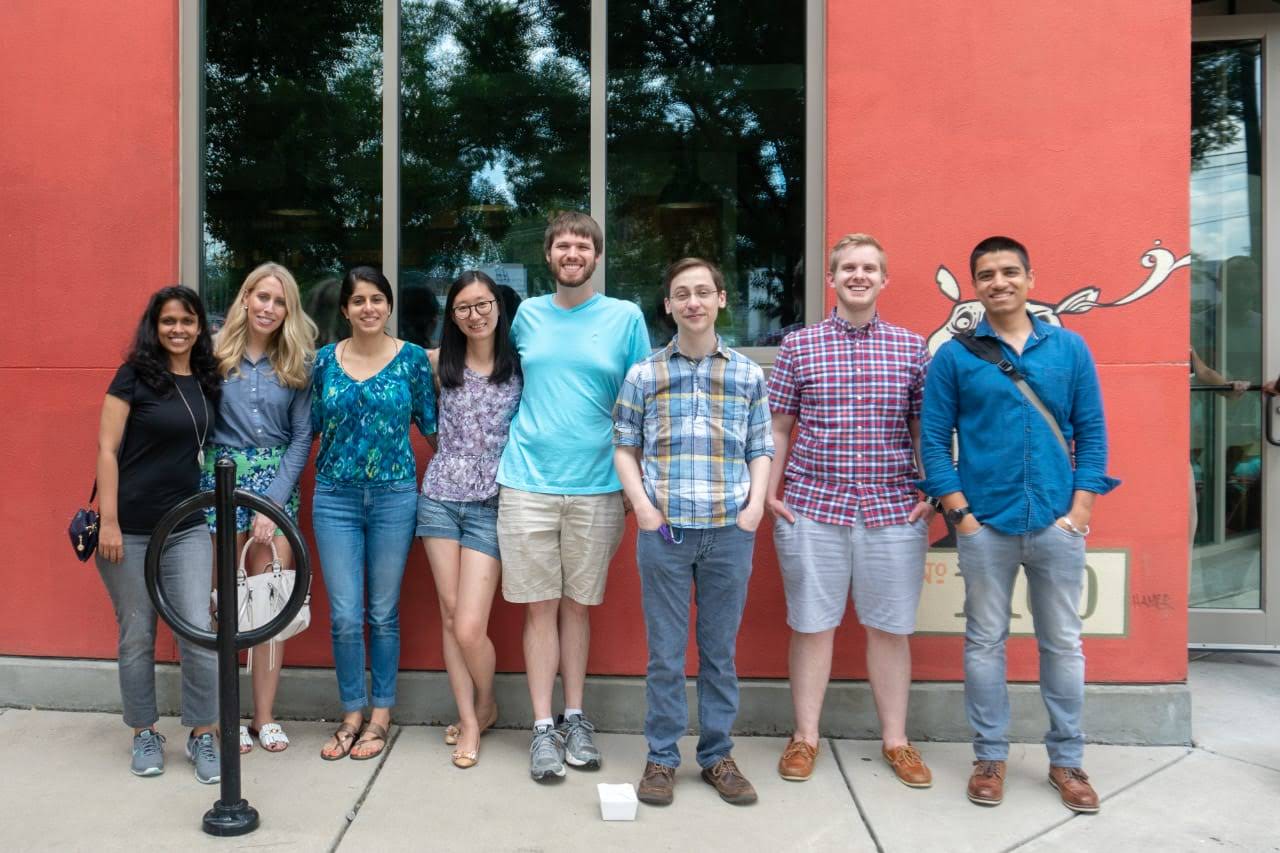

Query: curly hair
<box><xmin>126</xmin><ymin>286</ymin><xmax>221</xmax><ymax>401</ymax></box>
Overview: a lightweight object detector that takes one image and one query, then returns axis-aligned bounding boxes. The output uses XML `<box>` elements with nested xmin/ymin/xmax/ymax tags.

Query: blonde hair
<box><xmin>215</xmin><ymin>262</ymin><xmax>317</xmax><ymax>388</ymax></box>
<box><xmin>829</xmin><ymin>233</ymin><xmax>887</xmax><ymax>276</ymax></box>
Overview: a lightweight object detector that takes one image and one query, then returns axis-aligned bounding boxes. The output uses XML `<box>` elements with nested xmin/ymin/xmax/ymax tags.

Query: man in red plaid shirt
<box><xmin>766</xmin><ymin>233</ymin><xmax>935</xmax><ymax>787</ymax></box>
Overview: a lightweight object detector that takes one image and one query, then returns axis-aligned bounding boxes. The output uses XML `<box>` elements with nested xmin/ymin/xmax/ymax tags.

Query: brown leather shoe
<box><xmin>778</xmin><ymin>739</ymin><xmax>819</xmax><ymax>781</ymax></box>
<box><xmin>701</xmin><ymin>755</ymin><xmax>758</xmax><ymax>805</ymax></box>
<box><xmin>882</xmin><ymin>743</ymin><xmax>932</xmax><ymax>788</ymax></box>
<box><xmin>637</xmin><ymin>761</ymin><xmax>676</xmax><ymax>806</ymax></box>
<box><xmin>1049</xmin><ymin>766</ymin><xmax>1100</xmax><ymax>813</ymax></box>
<box><xmin>967</xmin><ymin>759</ymin><xmax>1006</xmax><ymax>806</ymax></box>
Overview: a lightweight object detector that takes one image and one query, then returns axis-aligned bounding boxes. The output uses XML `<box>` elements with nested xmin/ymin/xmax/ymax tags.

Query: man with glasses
<box><xmin>918</xmin><ymin>235</ymin><xmax>1119</xmax><ymax>813</ymax></box>
<box><xmin>497</xmin><ymin>211</ymin><xmax>652</xmax><ymax>782</ymax></box>
<box><xmin>613</xmin><ymin>257</ymin><xmax>773</xmax><ymax>807</ymax></box>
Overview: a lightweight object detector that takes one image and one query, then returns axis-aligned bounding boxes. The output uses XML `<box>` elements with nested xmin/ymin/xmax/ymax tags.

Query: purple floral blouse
<box><xmin>422</xmin><ymin>367</ymin><xmax>522</xmax><ymax>502</ymax></box>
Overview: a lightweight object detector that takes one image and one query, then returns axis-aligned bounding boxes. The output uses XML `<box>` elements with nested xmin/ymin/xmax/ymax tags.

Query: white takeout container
<box><xmin>597</xmin><ymin>782</ymin><xmax>639</xmax><ymax>821</ymax></box>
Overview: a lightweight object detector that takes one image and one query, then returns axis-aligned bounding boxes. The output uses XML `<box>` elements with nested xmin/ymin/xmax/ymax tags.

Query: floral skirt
<box><xmin>199</xmin><ymin>444</ymin><xmax>301</xmax><ymax>533</ymax></box>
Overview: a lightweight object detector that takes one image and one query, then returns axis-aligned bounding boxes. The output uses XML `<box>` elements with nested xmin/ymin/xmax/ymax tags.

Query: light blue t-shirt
<box><xmin>498</xmin><ymin>291</ymin><xmax>651</xmax><ymax>494</ymax></box>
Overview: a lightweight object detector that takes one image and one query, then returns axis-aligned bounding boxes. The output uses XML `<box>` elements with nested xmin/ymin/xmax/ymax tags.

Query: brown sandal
<box><xmin>321</xmin><ymin>722</ymin><xmax>360</xmax><ymax>761</ymax></box>
<box><xmin>350</xmin><ymin>721</ymin><xmax>389</xmax><ymax>761</ymax></box>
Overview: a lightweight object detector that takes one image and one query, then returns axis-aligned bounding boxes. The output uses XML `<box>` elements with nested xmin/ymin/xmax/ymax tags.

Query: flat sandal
<box><xmin>321</xmin><ymin>722</ymin><xmax>360</xmax><ymax>761</ymax></box>
<box><xmin>350</xmin><ymin>721</ymin><xmax>389</xmax><ymax>761</ymax></box>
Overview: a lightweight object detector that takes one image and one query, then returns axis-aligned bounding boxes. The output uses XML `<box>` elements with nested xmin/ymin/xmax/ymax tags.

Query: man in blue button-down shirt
<box><xmin>918</xmin><ymin>236</ymin><xmax>1119</xmax><ymax>815</ymax></box>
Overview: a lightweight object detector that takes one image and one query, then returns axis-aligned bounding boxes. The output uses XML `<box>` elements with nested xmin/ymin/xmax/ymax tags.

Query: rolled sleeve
<box><xmin>265</xmin><ymin>382</ymin><xmax>313</xmax><ymax>506</ymax></box>
<box><xmin>907</xmin><ymin>341</ymin><xmax>930</xmax><ymax>421</ymax></box>
<box><xmin>916</xmin><ymin>344</ymin><xmax>964</xmax><ymax>498</ymax></box>
<box><xmin>612</xmin><ymin>366</ymin><xmax>645</xmax><ymax>448</ymax></box>
<box><xmin>1069</xmin><ymin>344</ymin><xmax>1121</xmax><ymax>496</ymax></box>
<box><xmin>745</xmin><ymin>369</ymin><xmax>774</xmax><ymax>461</ymax></box>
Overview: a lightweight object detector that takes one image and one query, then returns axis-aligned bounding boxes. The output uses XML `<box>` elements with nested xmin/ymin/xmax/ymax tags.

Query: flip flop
<box><xmin>251</xmin><ymin>722</ymin><xmax>289</xmax><ymax>753</ymax></box>
<box><xmin>350</xmin><ymin>721</ymin><xmax>389</xmax><ymax>761</ymax></box>
<box><xmin>320</xmin><ymin>722</ymin><xmax>360</xmax><ymax>761</ymax></box>
<box><xmin>444</xmin><ymin>706</ymin><xmax>498</xmax><ymax>746</ymax></box>
<box><xmin>238</xmin><ymin>725</ymin><xmax>253</xmax><ymax>755</ymax></box>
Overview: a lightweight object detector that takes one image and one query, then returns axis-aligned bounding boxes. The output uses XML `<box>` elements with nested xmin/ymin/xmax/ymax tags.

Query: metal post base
<box><xmin>202</xmin><ymin>800</ymin><xmax>259</xmax><ymax>836</ymax></box>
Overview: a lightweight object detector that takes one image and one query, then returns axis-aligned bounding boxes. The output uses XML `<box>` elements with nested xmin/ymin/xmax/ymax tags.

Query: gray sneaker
<box><xmin>130</xmin><ymin>729</ymin><xmax>165</xmax><ymax>777</ymax></box>
<box><xmin>529</xmin><ymin>723</ymin><xmax>566</xmax><ymax>783</ymax></box>
<box><xmin>186</xmin><ymin>732</ymin><xmax>221</xmax><ymax>785</ymax></box>
<box><xmin>559</xmin><ymin>713</ymin><xmax>601</xmax><ymax>770</ymax></box>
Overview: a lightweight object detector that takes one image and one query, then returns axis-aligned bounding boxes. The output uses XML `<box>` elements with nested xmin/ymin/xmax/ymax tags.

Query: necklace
<box><xmin>173</xmin><ymin>376</ymin><xmax>210</xmax><ymax>467</ymax></box>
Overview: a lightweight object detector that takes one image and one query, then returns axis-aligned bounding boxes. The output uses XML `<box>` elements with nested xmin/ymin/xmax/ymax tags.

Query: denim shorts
<box><xmin>416</xmin><ymin>493</ymin><xmax>501</xmax><ymax>560</ymax></box>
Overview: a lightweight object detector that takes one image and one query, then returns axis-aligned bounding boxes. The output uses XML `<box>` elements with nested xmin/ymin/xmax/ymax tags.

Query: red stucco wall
<box><xmin>824</xmin><ymin>0</ymin><xmax>1191</xmax><ymax>682</ymax></box>
<box><xmin>0</xmin><ymin>1</ymin><xmax>1189</xmax><ymax>685</ymax></box>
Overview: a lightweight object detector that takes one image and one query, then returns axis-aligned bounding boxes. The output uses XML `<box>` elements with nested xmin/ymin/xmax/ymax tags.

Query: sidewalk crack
<box><xmin>1002</xmin><ymin>748</ymin><xmax>1193</xmax><ymax>851</ymax></box>
<box><xmin>829</xmin><ymin>739</ymin><xmax>884</xmax><ymax>853</ymax></box>
<box><xmin>1192</xmin><ymin>744</ymin><xmax>1280</xmax><ymax>775</ymax></box>
<box><xmin>329</xmin><ymin>725</ymin><xmax>403</xmax><ymax>852</ymax></box>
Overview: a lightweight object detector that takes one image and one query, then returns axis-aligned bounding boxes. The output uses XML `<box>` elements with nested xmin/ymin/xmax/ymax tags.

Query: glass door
<box><xmin>1191</xmin><ymin>17</ymin><xmax>1280</xmax><ymax>648</ymax></box>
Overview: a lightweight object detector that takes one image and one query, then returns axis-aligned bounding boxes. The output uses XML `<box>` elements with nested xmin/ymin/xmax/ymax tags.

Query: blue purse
<box><xmin>68</xmin><ymin>483</ymin><xmax>99</xmax><ymax>562</ymax></box>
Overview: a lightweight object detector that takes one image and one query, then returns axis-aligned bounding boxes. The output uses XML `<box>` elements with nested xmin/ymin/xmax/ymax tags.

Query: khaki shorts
<box><xmin>497</xmin><ymin>488</ymin><xmax>626</xmax><ymax>605</ymax></box>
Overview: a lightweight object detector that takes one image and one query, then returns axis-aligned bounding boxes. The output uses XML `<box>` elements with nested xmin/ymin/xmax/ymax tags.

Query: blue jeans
<box><xmin>313</xmin><ymin>478</ymin><xmax>419</xmax><ymax>712</ymax></box>
<box><xmin>636</xmin><ymin>524</ymin><xmax>755</xmax><ymax>769</ymax></box>
<box><xmin>957</xmin><ymin>523</ymin><xmax>1087</xmax><ymax>766</ymax></box>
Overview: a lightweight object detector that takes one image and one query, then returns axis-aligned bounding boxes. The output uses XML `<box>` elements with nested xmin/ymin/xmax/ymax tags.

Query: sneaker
<box><xmin>529</xmin><ymin>723</ymin><xmax>566</xmax><ymax>783</ymax></box>
<box><xmin>558</xmin><ymin>712</ymin><xmax>601</xmax><ymax>770</ymax></box>
<box><xmin>130</xmin><ymin>729</ymin><xmax>166</xmax><ymax>777</ymax></box>
<box><xmin>186</xmin><ymin>732</ymin><xmax>221</xmax><ymax>785</ymax></box>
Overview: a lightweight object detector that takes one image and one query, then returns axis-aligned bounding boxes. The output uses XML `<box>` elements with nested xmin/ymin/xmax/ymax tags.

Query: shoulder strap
<box><xmin>952</xmin><ymin>332</ymin><xmax>1070</xmax><ymax>457</ymax></box>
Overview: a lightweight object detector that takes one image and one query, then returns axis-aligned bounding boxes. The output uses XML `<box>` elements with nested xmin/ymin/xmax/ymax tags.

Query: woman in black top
<box><xmin>95</xmin><ymin>286</ymin><xmax>224</xmax><ymax>784</ymax></box>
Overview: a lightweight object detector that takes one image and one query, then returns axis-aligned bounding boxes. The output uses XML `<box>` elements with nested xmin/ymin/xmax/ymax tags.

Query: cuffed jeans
<box><xmin>637</xmin><ymin>524</ymin><xmax>755</xmax><ymax>769</ymax></box>
<box><xmin>96</xmin><ymin>525</ymin><xmax>218</xmax><ymax>728</ymax></box>
<box><xmin>313</xmin><ymin>478</ymin><xmax>418</xmax><ymax>712</ymax></box>
<box><xmin>957</xmin><ymin>523</ymin><xmax>1087</xmax><ymax>767</ymax></box>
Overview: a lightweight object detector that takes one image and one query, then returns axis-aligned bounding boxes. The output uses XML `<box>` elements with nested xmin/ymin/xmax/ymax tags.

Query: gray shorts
<box><xmin>773</xmin><ymin>509</ymin><xmax>928</xmax><ymax>635</ymax></box>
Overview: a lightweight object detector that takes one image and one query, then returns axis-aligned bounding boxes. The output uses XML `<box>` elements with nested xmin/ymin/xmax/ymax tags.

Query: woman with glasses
<box><xmin>418</xmin><ymin>270</ymin><xmax>522</xmax><ymax>768</ymax></box>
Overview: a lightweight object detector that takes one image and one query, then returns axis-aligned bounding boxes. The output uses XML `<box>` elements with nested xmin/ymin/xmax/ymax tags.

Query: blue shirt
<box><xmin>613</xmin><ymin>336</ymin><xmax>774</xmax><ymax>528</ymax></box>
<box><xmin>311</xmin><ymin>341</ymin><xmax>437</xmax><ymax>484</ymax></box>
<box><xmin>498</xmin><ymin>292</ymin><xmax>651</xmax><ymax>494</ymax></box>
<box><xmin>917</xmin><ymin>313</ymin><xmax>1120</xmax><ymax>535</ymax></box>
<box><xmin>211</xmin><ymin>355</ymin><xmax>313</xmax><ymax>507</ymax></box>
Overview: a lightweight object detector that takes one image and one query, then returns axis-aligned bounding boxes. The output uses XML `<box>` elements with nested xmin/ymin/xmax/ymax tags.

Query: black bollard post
<box><xmin>203</xmin><ymin>458</ymin><xmax>259</xmax><ymax>836</ymax></box>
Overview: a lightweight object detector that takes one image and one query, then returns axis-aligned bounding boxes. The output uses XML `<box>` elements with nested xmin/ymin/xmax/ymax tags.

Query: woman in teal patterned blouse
<box><xmin>312</xmin><ymin>266</ymin><xmax>437</xmax><ymax>761</ymax></box>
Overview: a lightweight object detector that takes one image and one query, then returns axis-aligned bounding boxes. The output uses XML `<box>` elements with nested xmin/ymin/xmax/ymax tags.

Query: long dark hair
<box><xmin>438</xmin><ymin>271</ymin><xmax>520</xmax><ymax>389</ymax></box>
<box><xmin>126</xmin><ymin>285</ymin><xmax>221</xmax><ymax>400</ymax></box>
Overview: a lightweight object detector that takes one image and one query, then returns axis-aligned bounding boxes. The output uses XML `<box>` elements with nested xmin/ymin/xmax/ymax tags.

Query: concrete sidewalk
<box><xmin>2</xmin><ymin>652</ymin><xmax>1276</xmax><ymax>852</ymax></box>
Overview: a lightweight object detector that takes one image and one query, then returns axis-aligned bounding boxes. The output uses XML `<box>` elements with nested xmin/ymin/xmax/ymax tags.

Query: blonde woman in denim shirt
<box><xmin>205</xmin><ymin>262</ymin><xmax>317</xmax><ymax>754</ymax></box>
<box><xmin>312</xmin><ymin>266</ymin><xmax>437</xmax><ymax>761</ymax></box>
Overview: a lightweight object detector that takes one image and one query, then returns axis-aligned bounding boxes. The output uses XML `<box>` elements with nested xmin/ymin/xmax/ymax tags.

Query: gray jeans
<box><xmin>95</xmin><ymin>525</ymin><xmax>218</xmax><ymax>728</ymax></box>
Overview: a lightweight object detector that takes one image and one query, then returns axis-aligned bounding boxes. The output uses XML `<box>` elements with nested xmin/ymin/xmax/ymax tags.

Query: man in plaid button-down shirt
<box><xmin>767</xmin><ymin>233</ymin><xmax>936</xmax><ymax>788</ymax></box>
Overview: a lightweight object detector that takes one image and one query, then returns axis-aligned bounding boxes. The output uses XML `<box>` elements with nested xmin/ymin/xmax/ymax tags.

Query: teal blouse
<box><xmin>311</xmin><ymin>341</ymin><xmax>437</xmax><ymax>484</ymax></box>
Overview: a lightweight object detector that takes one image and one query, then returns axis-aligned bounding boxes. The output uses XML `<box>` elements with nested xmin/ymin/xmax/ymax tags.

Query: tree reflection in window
<box><xmin>203</xmin><ymin>0</ymin><xmax>383</xmax><ymax>342</ymax></box>
<box><xmin>399</xmin><ymin>0</ymin><xmax>590</xmax><ymax>348</ymax></box>
<box><xmin>606</xmin><ymin>1</ymin><xmax>806</xmax><ymax>347</ymax></box>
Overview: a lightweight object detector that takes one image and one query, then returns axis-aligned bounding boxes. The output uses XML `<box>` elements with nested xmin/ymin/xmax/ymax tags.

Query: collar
<box><xmin>662</xmin><ymin>334</ymin><xmax>729</xmax><ymax>362</ymax></box>
<box><xmin>973</xmin><ymin>310</ymin><xmax>1054</xmax><ymax>342</ymax></box>
<box><xmin>241</xmin><ymin>352</ymin><xmax>270</xmax><ymax>368</ymax></box>
<box><xmin>829</xmin><ymin>308</ymin><xmax>880</xmax><ymax>338</ymax></box>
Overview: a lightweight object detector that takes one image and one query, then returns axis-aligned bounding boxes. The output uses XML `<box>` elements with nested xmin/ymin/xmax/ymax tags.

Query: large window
<box><xmin>190</xmin><ymin>1</ymin><xmax>820</xmax><ymax>352</ymax></box>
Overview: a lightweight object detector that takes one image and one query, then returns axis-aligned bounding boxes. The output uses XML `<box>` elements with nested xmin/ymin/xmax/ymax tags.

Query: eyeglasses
<box><xmin>452</xmin><ymin>299</ymin><xmax>497</xmax><ymax>319</ymax></box>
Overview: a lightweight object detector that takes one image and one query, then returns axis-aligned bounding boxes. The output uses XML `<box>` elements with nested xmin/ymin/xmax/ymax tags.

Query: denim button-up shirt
<box><xmin>210</xmin><ymin>355</ymin><xmax>313</xmax><ymax>507</ymax></box>
<box><xmin>917</xmin><ymin>313</ymin><xmax>1120</xmax><ymax>535</ymax></box>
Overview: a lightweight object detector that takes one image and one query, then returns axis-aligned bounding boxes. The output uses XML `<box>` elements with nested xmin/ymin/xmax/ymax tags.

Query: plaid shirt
<box><xmin>613</xmin><ymin>336</ymin><xmax>774</xmax><ymax>528</ymax></box>
<box><xmin>768</xmin><ymin>311</ymin><xmax>930</xmax><ymax>527</ymax></box>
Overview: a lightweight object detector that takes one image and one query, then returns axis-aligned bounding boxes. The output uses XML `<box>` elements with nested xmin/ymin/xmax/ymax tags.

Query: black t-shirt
<box><xmin>108</xmin><ymin>364</ymin><xmax>216</xmax><ymax>535</ymax></box>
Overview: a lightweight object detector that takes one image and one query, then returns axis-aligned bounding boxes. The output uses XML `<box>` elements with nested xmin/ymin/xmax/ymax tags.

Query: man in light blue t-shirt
<box><xmin>496</xmin><ymin>211</ymin><xmax>651</xmax><ymax>783</ymax></box>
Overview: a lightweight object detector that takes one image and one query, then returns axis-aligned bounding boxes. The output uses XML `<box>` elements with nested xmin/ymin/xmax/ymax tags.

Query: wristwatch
<box><xmin>945</xmin><ymin>506</ymin><xmax>973</xmax><ymax>525</ymax></box>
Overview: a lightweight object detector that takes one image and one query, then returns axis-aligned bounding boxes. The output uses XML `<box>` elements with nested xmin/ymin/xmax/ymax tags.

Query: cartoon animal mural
<box><xmin>926</xmin><ymin>241</ymin><xmax>1190</xmax><ymax>355</ymax></box>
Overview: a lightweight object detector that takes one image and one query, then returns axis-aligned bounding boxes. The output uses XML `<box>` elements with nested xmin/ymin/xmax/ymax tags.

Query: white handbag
<box><xmin>211</xmin><ymin>538</ymin><xmax>311</xmax><ymax>670</ymax></box>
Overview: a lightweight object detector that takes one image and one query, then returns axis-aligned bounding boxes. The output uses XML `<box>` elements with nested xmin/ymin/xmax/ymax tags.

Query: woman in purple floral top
<box><xmin>419</xmin><ymin>271</ymin><xmax>522</xmax><ymax>769</ymax></box>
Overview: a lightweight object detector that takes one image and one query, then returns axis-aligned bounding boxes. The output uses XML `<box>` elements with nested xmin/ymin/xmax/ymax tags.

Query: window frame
<box><xmin>179</xmin><ymin>0</ymin><xmax>825</xmax><ymax>359</ymax></box>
